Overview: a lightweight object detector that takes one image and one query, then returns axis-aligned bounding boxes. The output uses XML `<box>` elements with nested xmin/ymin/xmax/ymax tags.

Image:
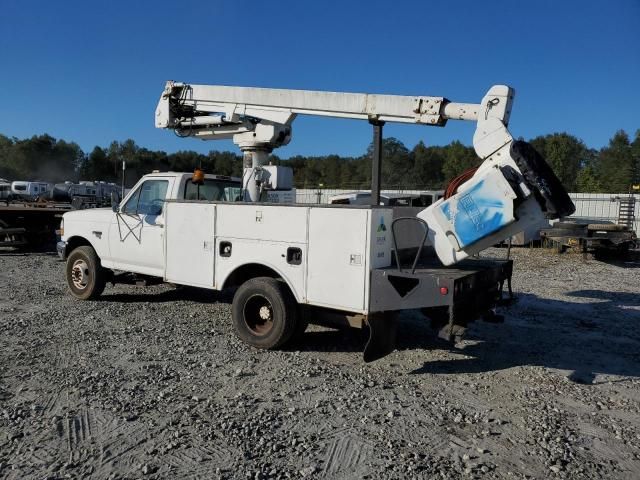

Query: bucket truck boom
<box><xmin>57</xmin><ymin>81</ymin><xmax>575</xmax><ymax>362</ymax></box>
<box><xmin>155</xmin><ymin>81</ymin><xmax>574</xmax><ymax>266</ymax></box>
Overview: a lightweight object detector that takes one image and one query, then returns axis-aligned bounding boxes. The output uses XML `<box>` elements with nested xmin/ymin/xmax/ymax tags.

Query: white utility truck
<box><xmin>58</xmin><ymin>81</ymin><xmax>574</xmax><ymax>361</ymax></box>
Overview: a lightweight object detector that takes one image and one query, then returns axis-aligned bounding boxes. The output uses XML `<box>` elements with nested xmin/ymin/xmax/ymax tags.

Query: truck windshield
<box><xmin>184</xmin><ymin>179</ymin><xmax>241</xmax><ymax>201</ymax></box>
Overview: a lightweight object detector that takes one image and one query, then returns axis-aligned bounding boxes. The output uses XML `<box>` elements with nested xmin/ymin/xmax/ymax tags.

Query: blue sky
<box><xmin>1</xmin><ymin>0</ymin><xmax>638</xmax><ymax>158</ymax></box>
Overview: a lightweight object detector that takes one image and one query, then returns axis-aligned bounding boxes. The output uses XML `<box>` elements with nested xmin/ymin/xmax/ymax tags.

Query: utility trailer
<box><xmin>0</xmin><ymin>203</ymin><xmax>68</xmax><ymax>248</ymax></box>
<box><xmin>1</xmin><ymin>181</ymin><xmax>150</xmax><ymax>249</ymax></box>
<box><xmin>540</xmin><ymin>220</ymin><xmax>637</xmax><ymax>258</ymax></box>
<box><xmin>58</xmin><ymin>81</ymin><xmax>573</xmax><ymax>361</ymax></box>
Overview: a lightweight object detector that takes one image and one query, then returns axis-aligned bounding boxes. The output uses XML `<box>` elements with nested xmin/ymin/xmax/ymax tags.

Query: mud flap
<box><xmin>437</xmin><ymin>306</ymin><xmax>467</xmax><ymax>343</ymax></box>
<box><xmin>363</xmin><ymin>312</ymin><xmax>397</xmax><ymax>363</ymax></box>
<box><xmin>497</xmin><ymin>276</ymin><xmax>517</xmax><ymax>307</ymax></box>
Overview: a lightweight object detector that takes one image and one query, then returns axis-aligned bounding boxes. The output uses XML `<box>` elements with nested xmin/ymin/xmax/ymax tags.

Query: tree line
<box><xmin>0</xmin><ymin>129</ymin><xmax>638</xmax><ymax>193</ymax></box>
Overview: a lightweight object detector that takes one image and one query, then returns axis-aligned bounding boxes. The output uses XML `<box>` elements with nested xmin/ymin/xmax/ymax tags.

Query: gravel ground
<box><xmin>1</xmin><ymin>247</ymin><xmax>640</xmax><ymax>479</ymax></box>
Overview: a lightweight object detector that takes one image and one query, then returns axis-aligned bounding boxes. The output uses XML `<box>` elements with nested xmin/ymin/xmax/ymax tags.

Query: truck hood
<box><xmin>63</xmin><ymin>207</ymin><xmax>114</xmax><ymax>223</ymax></box>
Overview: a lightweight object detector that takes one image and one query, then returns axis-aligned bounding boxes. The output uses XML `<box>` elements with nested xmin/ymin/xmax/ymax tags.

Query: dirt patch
<box><xmin>1</xmin><ymin>248</ymin><xmax>639</xmax><ymax>479</ymax></box>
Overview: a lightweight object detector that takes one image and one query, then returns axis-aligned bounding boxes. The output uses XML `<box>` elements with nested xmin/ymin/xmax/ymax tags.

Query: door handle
<box><xmin>146</xmin><ymin>219</ymin><xmax>164</xmax><ymax>228</ymax></box>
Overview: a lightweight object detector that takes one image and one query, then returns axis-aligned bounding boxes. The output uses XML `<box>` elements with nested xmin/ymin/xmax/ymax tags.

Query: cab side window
<box><xmin>121</xmin><ymin>180</ymin><xmax>169</xmax><ymax>215</ymax></box>
<box><xmin>184</xmin><ymin>179</ymin><xmax>242</xmax><ymax>202</ymax></box>
<box><xmin>184</xmin><ymin>180</ymin><xmax>221</xmax><ymax>201</ymax></box>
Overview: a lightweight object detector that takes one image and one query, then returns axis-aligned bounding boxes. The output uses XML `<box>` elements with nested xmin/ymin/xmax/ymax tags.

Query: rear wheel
<box><xmin>66</xmin><ymin>246</ymin><xmax>106</xmax><ymax>300</ymax></box>
<box><xmin>232</xmin><ymin>277</ymin><xmax>298</xmax><ymax>349</ymax></box>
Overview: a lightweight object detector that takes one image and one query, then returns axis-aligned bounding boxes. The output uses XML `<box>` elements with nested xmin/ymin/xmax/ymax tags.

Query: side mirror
<box><xmin>111</xmin><ymin>191</ymin><xmax>121</xmax><ymax>212</ymax></box>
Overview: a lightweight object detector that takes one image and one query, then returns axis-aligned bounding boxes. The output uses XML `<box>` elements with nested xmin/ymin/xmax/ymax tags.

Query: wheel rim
<box><xmin>243</xmin><ymin>294</ymin><xmax>274</xmax><ymax>336</ymax></box>
<box><xmin>71</xmin><ymin>259</ymin><xmax>90</xmax><ymax>290</ymax></box>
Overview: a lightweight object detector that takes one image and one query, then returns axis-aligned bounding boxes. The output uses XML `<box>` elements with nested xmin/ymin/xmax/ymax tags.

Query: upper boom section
<box><xmin>155</xmin><ymin>81</ymin><xmax>515</xmax><ymax>160</ymax></box>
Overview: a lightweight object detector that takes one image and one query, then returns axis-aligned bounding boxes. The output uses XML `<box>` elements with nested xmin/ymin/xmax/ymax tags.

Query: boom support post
<box><xmin>369</xmin><ymin>119</ymin><xmax>384</xmax><ymax>206</ymax></box>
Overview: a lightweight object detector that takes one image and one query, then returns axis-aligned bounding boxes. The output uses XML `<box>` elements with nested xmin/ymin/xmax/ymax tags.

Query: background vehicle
<box><xmin>540</xmin><ymin>220</ymin><xmax>637</xmax><ymax>257</ymax></box>
<box><xmin>49</xmin><ymin>181</ymin><xmax>120</xmax><ymax>206</ymax></box>
<box><xmin>0</xmin><ymin>179</ymin><xmax>129</xmax><ymax>248</ymax></box>
<box><xmin>329</xmin><ymin>191</ymin><xmax>443</xmax><ymax>207</ymax></box>
<box><xmin>11</xmin><ymin>181</ymin><xmax>53</xmax><ymax>201</ymax></box>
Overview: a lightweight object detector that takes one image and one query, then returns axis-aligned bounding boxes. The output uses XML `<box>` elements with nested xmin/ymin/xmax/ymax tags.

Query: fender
<box><xmin>219</xmin><ymin>261</ymin><xmax>303</xmax><ymax>303</ymax></box>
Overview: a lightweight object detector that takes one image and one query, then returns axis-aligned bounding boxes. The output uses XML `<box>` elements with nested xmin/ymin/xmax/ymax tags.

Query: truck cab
<box><xmin>58</xmin><ymin>172</ymin><xmax>241</xmax><ymax>279</ymax></box>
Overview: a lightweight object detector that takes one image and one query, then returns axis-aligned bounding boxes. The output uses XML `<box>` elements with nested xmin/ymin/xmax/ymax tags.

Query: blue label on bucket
<box><xmin>440</xmin><ymin>179</ymin><xmax>510</xmax><ymax>248</ymax></box>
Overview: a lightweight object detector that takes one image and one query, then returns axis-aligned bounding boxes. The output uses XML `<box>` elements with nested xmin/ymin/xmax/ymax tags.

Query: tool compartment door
<box><xmin>306</xmin><ymin>208</ymin><xmax>369</xmax><ymax>312</ymax></box>
<box><xmin>164</xmin><ymin>202</ymin><xmax>216</xmax><ymax>288</ymax></box>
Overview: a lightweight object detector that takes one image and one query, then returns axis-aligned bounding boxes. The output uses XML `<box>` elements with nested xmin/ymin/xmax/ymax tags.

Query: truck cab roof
<box><xmin>143</xmin><ymin>171</ymin><xmax>241</xmax><ymax>183</ymax></box>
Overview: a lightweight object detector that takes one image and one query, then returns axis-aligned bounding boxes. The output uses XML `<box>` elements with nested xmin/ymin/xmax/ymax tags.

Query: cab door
<box><xmin>108</xmin><ymin>177</ymin><xmax>174</xmax><ymax>276</ymax></box>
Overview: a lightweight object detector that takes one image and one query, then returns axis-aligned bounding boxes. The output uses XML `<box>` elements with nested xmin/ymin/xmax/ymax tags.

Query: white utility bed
<box><xmin>164</xmin><ymin>201</ymin><xmax>394</xmax><ymax>314</ymax></box>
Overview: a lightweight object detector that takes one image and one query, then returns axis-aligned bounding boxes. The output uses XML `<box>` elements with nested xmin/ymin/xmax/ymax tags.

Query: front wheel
<box><xmin>66</xmin><ymin>246</ymin><xmax>106</xmax><ymax>300</ymax></box>
<box><xmin>232</xmin><ymin>277</ymin><xmax>298</xmax><ymax>349</ymax></box>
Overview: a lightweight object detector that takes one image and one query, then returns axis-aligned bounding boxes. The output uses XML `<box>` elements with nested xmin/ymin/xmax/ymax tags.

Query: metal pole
<box><xmin>370</xmin><ymin>120</ymin><xmax>384</xmax><ymax>206</ymax></box>
<box><xmin>121</xmin><ymin>160</ymin><xmax>126</xmax><ymax>197</ymax></box>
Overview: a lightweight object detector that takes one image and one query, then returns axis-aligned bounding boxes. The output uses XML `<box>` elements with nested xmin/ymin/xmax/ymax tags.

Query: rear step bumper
<box><xmin>363</xmin><ymin>258</ymin><xmax>513</xmax><ymax>362</ymax></box>
<box><xmin>369</xmin><ymin>258</ymin><xmax>513</xmax><ymax>312</ymax></box>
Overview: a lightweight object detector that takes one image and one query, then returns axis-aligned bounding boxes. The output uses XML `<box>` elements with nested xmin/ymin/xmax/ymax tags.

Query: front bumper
<box><xmin>56</xmin><ymin>240</ymin><xmax>67</xmax><ymax>260</ymax></box>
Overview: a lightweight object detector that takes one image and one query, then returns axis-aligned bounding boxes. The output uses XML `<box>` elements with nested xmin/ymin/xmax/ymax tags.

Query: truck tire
<box><xmin>232</xmin><ymin>277</ymin><xmax>298</xmax><ymax>349</ymax></box>
<box><xmin>66</xmin><ymin>246</ymin><xmax>106</xmax><ymax>300</ymax></box>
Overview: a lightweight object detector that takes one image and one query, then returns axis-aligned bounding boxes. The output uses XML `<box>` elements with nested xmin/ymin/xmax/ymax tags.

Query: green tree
<box><xmin>630</xmin><ymin>129</ymin><xmax>640</xmax><ymax>188</ymax></box>
<box><xmin>529</xmin><ymin>133</ymin><xmax>586</xmax><ymax>191</ymax></box>
<box><xmin>0</xmin><ymin>134</ymin><xmax>16</xmax><ymax>179</ymax></box>
<box><xmin>79</xmin><ymin>146</ymin><xmax>112</xmax><ymax>181</ymax></box>
<box><xmin>576</xmin><ymin>166</ymin><xmax>602</xmax><ymax>192</ymax></box>
<box><xmin>2</xmin><ymin>128</ymin><xmax>640</xmax><ymax>193</ymax></box>
<box><xmin>595</xmin><ymin>130</ymin><xmax>635</xmax><ymax>192</ymax></box>
<box><xmin>441</xmin><ymin>140</ymin><xmax>478</xmax><ymax>181</ymax></box>
<box><xmin>413</xmin><ymin>141</ymin><xmax>445</xmax><ymax>188</ymax></box>
<box><xmin>208</xmin><ymin>151</ymin><xmax>241</xmax><ymax>176</ymax></box>
<box><xmin>365</xmin><ymin>137</ymin><xmax>413</xmax><ymax>187</ymax></box>
<box><xmin>4</xmin><ymin>134</ymin><xmax>81</xmax><ymax>182</ymax></box>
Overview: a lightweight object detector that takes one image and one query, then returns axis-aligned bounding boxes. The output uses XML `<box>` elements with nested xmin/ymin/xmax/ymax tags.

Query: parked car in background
<box><xmin>329</xmin><ymin>190</ymin><xmax>443</xmax><ymax>207</ymax></box>
<box><xmin>11</xmin><ymin>181</ymin><xmax>54</xmax><ymax>201</ymax></box>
